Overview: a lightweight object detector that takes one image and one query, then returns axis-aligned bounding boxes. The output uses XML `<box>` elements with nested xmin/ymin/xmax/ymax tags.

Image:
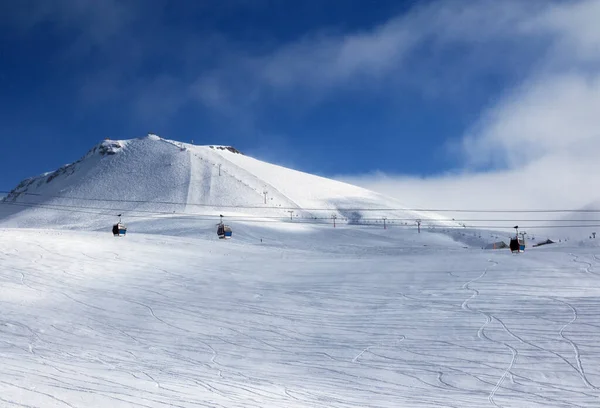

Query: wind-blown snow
<box><xmin>1</xmin><ymin>227</ymin><xmax>600</xmax><ymax>407</ymax></box>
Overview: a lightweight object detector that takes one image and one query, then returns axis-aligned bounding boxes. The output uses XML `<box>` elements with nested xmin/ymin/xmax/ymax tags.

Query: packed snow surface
<box><xmin>1</xmin><ymin>224</ymin><xmax>600</xmax><ymax>407</ymax></box>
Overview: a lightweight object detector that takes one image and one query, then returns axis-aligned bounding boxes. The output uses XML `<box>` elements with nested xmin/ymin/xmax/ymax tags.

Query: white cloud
<box><xmin>523</xmin><ymin>0</ymin><xmax>600</xmax><ymax>63</ymax></box>
<box><xmin>255</xmin><ymin>21</ymin><xmax>417</xmax><ymax>90</ymax></box>
<box><xmin>342</xmin><ymin>152</ymin><xmax>600</xmax><ymax>213</ymax></box>
<box><xmin>461</xmin><ymin>74</ymin><xmax>600</xmax><ymax>169</ymax></box>
<box><xmin>338</xmin><ymin>154</ymin><xmax>600</xmax><ymax>241</ymax></box>
<box><xmin>337</xmin><ymin>0</ymin><xmax>600</xmax><ymax>237</ymax></box>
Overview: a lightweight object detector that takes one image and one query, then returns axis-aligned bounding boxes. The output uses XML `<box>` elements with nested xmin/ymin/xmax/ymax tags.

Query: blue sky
<box><xmin>1</xmin><ymin>0</ymin><xmax>600</xmax><ymax>211</ymax></box>
<box><xmin>0</xmin><ymin>1</ymin><xmax>518</xmax><ymax>188</ymax></box>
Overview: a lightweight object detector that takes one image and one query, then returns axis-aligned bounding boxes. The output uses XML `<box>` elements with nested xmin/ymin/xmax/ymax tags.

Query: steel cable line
<box><xmin>0</xmin><ymin>201</ymin><xmax>302</xmax><ymax>221</ymax></box>
<box><xmin>11</xmin><ymin>199</ymin><xmax>594</xmax><ymax>222</ymax></box>
<box><xmin>2</xmin><ymin>201</ymin><xmax>600</xmax><ymax>229</ymax></box>
<box><xmin>4</xmin><ymin>200</ymin><xmax>599</xmax><ymax>223</ymax></box>
<box><xmin>3</xmin><ymin>190</ymin><xmax>600</xmax><ymax>213</ymax></box>
<box><xmin>0</xmin><ymin>201</ymin><xmax>338</xmax><ymax>223</ymax></box>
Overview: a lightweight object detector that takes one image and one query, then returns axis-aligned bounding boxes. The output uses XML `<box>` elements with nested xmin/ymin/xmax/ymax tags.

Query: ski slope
<box><xmin>1</xmin><ymin>225</ymin><xmax>600</xmax><ymax>407</ymax></box>
<box><xmin>0</xmin><ymin>134</ymin><xmax>457</xmax><ymax>231</ymax></box>
<box><xmin>1</xmin><ymin>134</ymin><xmax>599</xmax><ymax>406</ymax></box>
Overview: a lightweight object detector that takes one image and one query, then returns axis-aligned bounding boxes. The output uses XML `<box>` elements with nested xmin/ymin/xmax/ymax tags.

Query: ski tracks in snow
<box><xmin>571</xmin><ymin>253</ymin><xmax>597</xmax><ymax>277</ymax></box>
<box><xmin>3</xmin><ymin>231</ymin><xmax>600</xmax><ymax>407</ymax></box>
<box><xmin>460</xmin><ymin>259</ymin><xmax>519</xmax><ymax>407</ymax></box>
<box><xmin>488</xmin><ymin>343</ymin><xmax>517</xmax><ymax>408</ymax></box>
<box><xmin>551</xmin><ymin>296</ymin><xmax>598</xmax><ymax>391</ymax></box>
<box><xmin>352</xmin><ymin>336</ymin><xmax>406</xmax><ymax>363</ymax></box>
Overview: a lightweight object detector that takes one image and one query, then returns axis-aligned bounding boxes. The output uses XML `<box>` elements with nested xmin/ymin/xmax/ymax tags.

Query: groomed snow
<box><xmin>1</xmin><ymin>225</ymin><xmax>600</xmax><ymax>407</ymax></box>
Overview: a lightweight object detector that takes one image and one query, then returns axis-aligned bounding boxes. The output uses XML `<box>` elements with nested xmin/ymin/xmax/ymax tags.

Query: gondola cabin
<box><xmin>509</xmin><ymin>237</ymin><xmax>525</xmax><ymax>252</ymax></box>
<box><xmin>217</xmin><ymin>223</ymin><xmax>232</xmax><ymax>239</ymax></box>
<box><xmin>217</xmin><ymin>214</ymin><xmax>232</xmax><ymax>239</ymax></box>
<box><xmin>112</xmin><ymin>214</ymin><xmax>127</xmax><ymax>237</ymax></box>
<box><xmin>112</xmin><ymin>222</ymin><xmax>127</xmax><ymax>236</ymax></box>
<box><xmin>509</xmin><ymin>225</ymin><xmax>525</xmax><ymax>253</ymax></box>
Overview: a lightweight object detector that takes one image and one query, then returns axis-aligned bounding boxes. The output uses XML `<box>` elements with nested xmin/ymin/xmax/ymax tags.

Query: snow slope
<box><xmin>1</xmin><ymin>134</ymin><xmax>599</xmax><ymax>406</ymax></box>
<box><xmin>1</xmin><ymin>226</ymin><xmax>600</xmax><ymax>407</ymax></box>
<box><xmin>0</xmin><ymin>134</ymin><xmax>457</xmax><ymax>232</ymax></box>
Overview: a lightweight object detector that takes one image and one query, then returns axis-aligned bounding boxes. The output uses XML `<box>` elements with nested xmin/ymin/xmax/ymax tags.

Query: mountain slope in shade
<box><xmin>0</xmin><ymin>134</ymin><xmax>457</xmax><ymax>232</ymax></box>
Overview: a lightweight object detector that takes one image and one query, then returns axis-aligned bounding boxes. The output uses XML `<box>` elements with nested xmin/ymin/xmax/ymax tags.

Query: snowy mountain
<box><xmin>0</xmin><ymin>134</ymin><xmax>458</xmax><ymax>233</ymax></box>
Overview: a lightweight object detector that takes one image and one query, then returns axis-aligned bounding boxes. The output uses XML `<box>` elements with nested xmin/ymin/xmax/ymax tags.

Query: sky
<box><xmin>1</xmin><ymin>0</ymin><xmax>600</xmax><ymax>212</ymax></box>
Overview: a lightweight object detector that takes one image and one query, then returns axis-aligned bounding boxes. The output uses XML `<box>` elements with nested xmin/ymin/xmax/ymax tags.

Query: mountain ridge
<box><xmin>0</xmin><ymin>134</ymin><xmax>458</xmax><ymax>232</ymax></box>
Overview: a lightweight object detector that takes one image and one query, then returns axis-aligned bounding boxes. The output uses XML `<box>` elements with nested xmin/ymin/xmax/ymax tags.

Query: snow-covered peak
<box><xmin>0</xmin><ymin>135</ymin><xmax>458</xmax><ymax>232</ymax></box>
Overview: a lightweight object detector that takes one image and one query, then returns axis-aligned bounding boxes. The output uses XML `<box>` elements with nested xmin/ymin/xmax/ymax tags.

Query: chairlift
<box><xmin>217</xmin><ymin>214</ymin><xmax>232</xmax><ymax>239</ymax></box>
<box><xmin>112</xmin><ymin>214</ymin><xmax>127</xmax><ymax>237</ymax></box>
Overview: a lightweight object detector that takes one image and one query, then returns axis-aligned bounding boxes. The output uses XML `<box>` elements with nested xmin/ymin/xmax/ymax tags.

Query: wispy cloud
<box><xmin>5</xmin><ymin>0</ymin><xmax>586</xmax><ymax>127</ymax></box>
<box><xmin>189</xmin><ymin>0</ymin><xmax>554</xmax><ymax>113</ymax></box>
